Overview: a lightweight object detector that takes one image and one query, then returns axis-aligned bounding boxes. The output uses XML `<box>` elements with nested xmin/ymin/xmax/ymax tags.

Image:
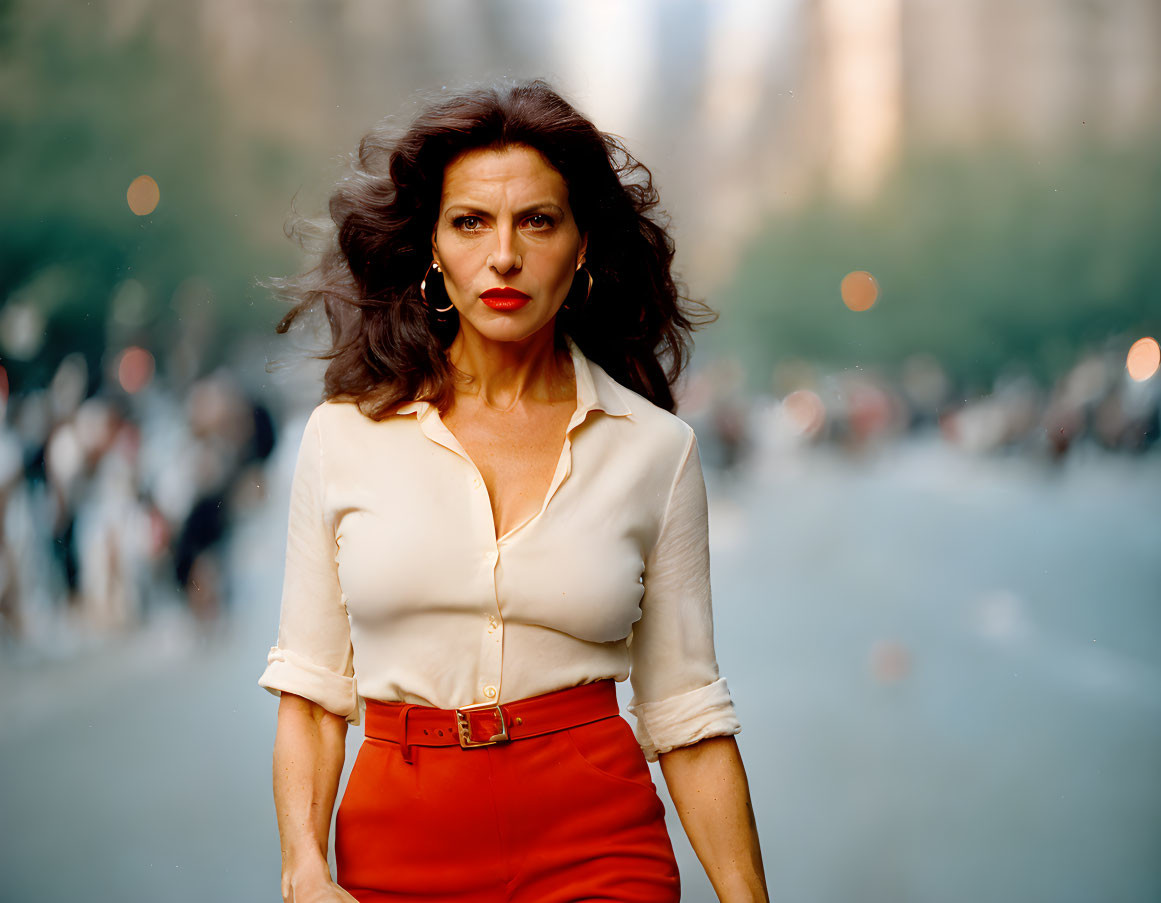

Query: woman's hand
<box><xmin>281</xmin><ymin>863</ymin><xmax>360</xmax><ymax>903</ymax></box>
<box><xmin>286</xmin><ymin>880</ymin><xmax>360</xmax><ymax>903</ymax></box>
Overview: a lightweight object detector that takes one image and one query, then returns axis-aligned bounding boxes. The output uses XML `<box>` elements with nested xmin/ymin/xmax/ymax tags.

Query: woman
<box><xmin>259</xmin><ymin>80</ymin><xmax>768</xmax><ymax>903</ymax></box>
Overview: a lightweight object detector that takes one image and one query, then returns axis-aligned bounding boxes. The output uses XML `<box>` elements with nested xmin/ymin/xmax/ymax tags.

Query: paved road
<box><xmin>2</xmin><ymin>434</ymin><xmax>1159</xmax><ymax>902</ymax></box>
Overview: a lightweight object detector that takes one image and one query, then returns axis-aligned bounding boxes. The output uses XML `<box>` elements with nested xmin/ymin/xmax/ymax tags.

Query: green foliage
<box><xmin>0</xmin><ymin>0</ymin><xmax>292</xmax><ymax>391</ymax></box>
<box><xmin>715</xmin><ymin>143</ymin><xmax>1161</xmax><ymax>393</ymax></box>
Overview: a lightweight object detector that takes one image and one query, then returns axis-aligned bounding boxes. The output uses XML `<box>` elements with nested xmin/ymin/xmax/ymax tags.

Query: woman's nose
<box><xmin>487</xmin><ymin>225</ymin><xmax>523</xmax><ymax>274</ymax></box>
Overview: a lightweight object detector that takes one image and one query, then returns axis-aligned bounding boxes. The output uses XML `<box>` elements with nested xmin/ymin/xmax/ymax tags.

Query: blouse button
<box><xmin>483</xmin><ymin>685</ymin><xmax>497</xmax><ymax>698</ymax></box>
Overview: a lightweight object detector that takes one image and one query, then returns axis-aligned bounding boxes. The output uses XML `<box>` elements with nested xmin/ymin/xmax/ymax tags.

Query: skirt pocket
<box><xmin>565</xmin><ymin>715</ymin><xmax>658</xmax><ymax>792</ymax></box>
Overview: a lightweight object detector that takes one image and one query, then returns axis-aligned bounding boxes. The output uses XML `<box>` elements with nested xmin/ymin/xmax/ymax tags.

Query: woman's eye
<box><xmin>455</xmin><ymin>216</ymin><xmax>483</xmax><ymax>232</ymax></box>
<box><xmin>525</xmin><ymin>214</ymin><xmax>554</xmax><ymax>230</ymax></box>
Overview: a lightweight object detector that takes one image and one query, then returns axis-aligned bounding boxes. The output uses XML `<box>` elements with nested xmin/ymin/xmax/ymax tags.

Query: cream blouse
<box><xmin>258</xmin><ymin>336</ymin><xmax>741</xmax><ymax>761</ymax></box>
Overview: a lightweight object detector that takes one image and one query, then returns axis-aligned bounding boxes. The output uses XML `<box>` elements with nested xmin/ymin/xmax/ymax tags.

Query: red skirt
<box><xmin>335</xmin><ymin>680</ymin><xmax>681</xmax><ymax>902</ymax></box>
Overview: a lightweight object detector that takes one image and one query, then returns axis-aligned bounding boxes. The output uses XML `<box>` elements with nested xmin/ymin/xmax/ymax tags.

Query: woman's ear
<box><xmin>577</xmin><ymin>232</ymin><xmax>588</xmax><ymax>268</ymax></box>
<box><xmin>431</xmin><ymin>226</ymin><xmax>440</xmax><ymax>266</ymax></box>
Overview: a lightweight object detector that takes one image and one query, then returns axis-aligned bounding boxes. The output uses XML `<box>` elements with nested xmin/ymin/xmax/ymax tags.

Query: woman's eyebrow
<box><xmin>443</xmin><ymin>204</ymin><xmax>488</xmax><ymax>218</ymax></box>
<box><xmin>515</xmin><ymin>202</ymin><xmax>565</xmax><ymax>218</ymax></box>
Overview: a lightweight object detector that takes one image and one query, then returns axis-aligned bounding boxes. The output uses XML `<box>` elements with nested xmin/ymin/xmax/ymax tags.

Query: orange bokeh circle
<box><xmin>1126</xmin><ymin>337</ymin><xmax>1159</xmax><ymax>382</ymax></box>
<box><xmin>841</xmin><ymin>270</ymin><xmax>879</xmax><ymax>312</ymax></box>
<box><xmin>127</xmin><ymin>175</ymin><xmax>160</xmax><ymax>216</ymax></box>
<box><xmin>118</xmin><ymin>346</ymin><xmax>155</xmax><ymax>393</ymax></box>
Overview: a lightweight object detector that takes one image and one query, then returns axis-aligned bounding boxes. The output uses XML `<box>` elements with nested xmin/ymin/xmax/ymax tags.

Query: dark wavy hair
<box><xmin>268</xmin><ymin>79</ymin><xmax>715</xmax><ymax>417</ymax></box>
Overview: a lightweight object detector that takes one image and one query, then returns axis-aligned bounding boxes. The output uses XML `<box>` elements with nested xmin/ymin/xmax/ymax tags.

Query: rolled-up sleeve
<box><xmin>258</xmin><ymin>405</ymin><xmax>360</xmax><ymax>724</ymax></box>
<box><xmin>627</xmin><ymin>428</ymin><xmax>741</xmax><ymax>761</ymax></box>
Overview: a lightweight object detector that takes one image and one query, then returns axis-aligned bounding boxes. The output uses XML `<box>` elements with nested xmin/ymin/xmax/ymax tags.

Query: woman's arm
<box><xmin>659</xmin><ymin>734</ymin><xmax>769</xmax><ymax>903</ymax></box>
<box><xmin>273</xmin><ymin>692</ymin><xmax>356</xmax><ymax>903</ymax></box>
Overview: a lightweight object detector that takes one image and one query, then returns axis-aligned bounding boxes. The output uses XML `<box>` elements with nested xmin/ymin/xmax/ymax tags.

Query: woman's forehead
<box><xmin>440</xmin><ymin>144</ymin><xmax>569</xmax><ymax>208</ymax></box>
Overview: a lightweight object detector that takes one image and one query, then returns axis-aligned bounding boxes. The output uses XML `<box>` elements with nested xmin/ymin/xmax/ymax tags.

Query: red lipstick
<box><xmin>480</xmin><ymin>287</ymin><xmax>532</xmax><ymax>311</ymax></box>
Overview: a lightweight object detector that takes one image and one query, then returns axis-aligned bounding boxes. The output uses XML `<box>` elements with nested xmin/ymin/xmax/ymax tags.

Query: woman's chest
<box><xmin>324</xmin><ymin>423</ymin><xmax>670</xmax><ymax>642</ymax></box>
<box><xmin>441</xmin><ymin>400</ymin><xmax>575</xmax><ymax>541</ymax></box>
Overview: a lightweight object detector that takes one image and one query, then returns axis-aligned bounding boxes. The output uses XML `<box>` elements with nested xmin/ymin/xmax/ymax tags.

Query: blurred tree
<box><xmin>0</xmin><ymin>0</ymin><xmax>293</xmax><ymax>393</ymax></box>
<box><xmin>716</xmin><ymin>143</ymin><xmax>1161</xmax><ymax>396</ymax></box>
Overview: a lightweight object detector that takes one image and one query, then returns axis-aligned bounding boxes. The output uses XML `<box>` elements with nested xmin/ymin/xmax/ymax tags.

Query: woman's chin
<box><xmin>459</xmin><ymin>310</ymin><xmax>559</xmax><ymax>345</ymax></box>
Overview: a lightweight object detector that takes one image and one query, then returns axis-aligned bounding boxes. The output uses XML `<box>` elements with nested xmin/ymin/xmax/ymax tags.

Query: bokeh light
<box><xmin>840</xmin><ymin>269</ymin><xmax>879</xmax><ymax>311</ymax></box>
<box><xmin>869</xmin><ymin>639</ymin><xmax>912</xmax><ymax>684</ymax></box>
<box><xmin>782</xmin><ymin>389</ymin><xmax>827</xmax><ymax>438</ymax></box>
<box><xmin>0</xmin><ymin>301</ymin><xmax>46</xmax><ymax>360</ymax></box>
<box><xmin>50</xmin><ymin>352</ymin><xmax>88</xmax><ymax>420</ymax></box>
<box><xmin>117</xmin><ymin>346</ymin><xmax>155</xmax><ymax>394</ymax></box>
<box><xmin>1125</xmin><ymin>336</ymin><xmax>1159</xmax><ymax>381</ymax></box>
<box><xmin>126</xmin><ymin>175</ymin><xmax>160</xmax><ymax>216</ymax></box>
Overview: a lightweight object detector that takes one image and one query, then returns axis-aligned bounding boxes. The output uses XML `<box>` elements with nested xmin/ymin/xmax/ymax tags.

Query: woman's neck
<box><xmin>447</xmin><ymin>325</ymin><xmax>573</xmax><ymax>412</ymax></box>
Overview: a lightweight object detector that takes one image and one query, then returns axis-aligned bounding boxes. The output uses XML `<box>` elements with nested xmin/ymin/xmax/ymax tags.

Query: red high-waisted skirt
<box><xmin>335</xmin><ymin>680</ymin><xmax>681</xmax><ymax>902</ymax></box>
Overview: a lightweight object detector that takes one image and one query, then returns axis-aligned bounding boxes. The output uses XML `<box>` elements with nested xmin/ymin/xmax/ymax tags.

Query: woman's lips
<box><xmin>480</xmin><ymin>287</ymin><xmax>532</xmax><ymax>311</ymax></box>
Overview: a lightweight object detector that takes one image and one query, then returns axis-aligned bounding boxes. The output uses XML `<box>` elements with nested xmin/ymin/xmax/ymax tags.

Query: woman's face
<box><xmin>432</xmin><ymin>143</ymin><xmax>587</xmax><ymax>346</ymax></box>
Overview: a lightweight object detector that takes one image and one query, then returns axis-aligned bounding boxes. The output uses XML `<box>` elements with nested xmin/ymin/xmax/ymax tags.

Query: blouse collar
<box><xmin>566</xmin><ymin>334</ymin><xmax>633</xmax><ymax>420</ymax></box>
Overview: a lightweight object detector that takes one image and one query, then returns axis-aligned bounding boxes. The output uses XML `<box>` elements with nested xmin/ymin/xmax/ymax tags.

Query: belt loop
<box><xmin>397</xmin><ymin>704</ymin><xmax>418</xmax><ymax>765</ymax></box>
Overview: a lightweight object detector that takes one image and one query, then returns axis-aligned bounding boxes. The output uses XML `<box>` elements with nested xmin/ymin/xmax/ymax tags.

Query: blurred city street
<box><xmin>3</xmin><ymin>1</ymin><xmax>1161</xmax><ymax>900</ymax></box>
<box><xmin>2</xmin><ymin>429</ymin><xmax>1158</xmax><ymax>903</ymax></box>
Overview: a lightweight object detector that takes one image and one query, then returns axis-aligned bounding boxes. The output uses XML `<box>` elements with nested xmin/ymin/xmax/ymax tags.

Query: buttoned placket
<box><xmin>401</xmin><ymin>340</ymin><xmax>612</xmax><ymax>707</ymax></box>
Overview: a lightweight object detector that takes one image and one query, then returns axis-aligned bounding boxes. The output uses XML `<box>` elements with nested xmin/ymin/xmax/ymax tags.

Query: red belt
<box><xmin>364</xmin><ymin>679</ymin><xmax>619</xmax><ymax>764</ymax></box>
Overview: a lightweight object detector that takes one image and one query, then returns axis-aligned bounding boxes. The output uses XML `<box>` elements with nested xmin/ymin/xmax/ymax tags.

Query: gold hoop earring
<box><xmin>420</xmin><ymin>261</ymin><xmax>455</xmax><ymax>313</ymax></box>
<box><xmin>563</xmin><ymin>266</ymin><xmax>592</xmax><ymax>311</ymax></box>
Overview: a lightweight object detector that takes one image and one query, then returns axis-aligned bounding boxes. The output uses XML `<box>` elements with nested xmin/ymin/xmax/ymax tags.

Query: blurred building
<box><xmin>902</xmin><ymin>0</ymin><xmax>1160</xmax><ymax>148</ymax></box>
<box><xmin>92</xmin><ymin>0</ymin><xmax>1158</xmax><ymax>293</ymax></box>
<box><xmin>686</xmin><ymin>0</ymin><xmax>1161</xmax><ymax>281</ymax></box>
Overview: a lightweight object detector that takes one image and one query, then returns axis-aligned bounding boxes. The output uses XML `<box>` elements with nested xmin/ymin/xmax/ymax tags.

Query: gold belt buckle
<box><xmin>454</xmin><ymin>701</ymin><xmax>509</xmax><ymax>748</ymax></box>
